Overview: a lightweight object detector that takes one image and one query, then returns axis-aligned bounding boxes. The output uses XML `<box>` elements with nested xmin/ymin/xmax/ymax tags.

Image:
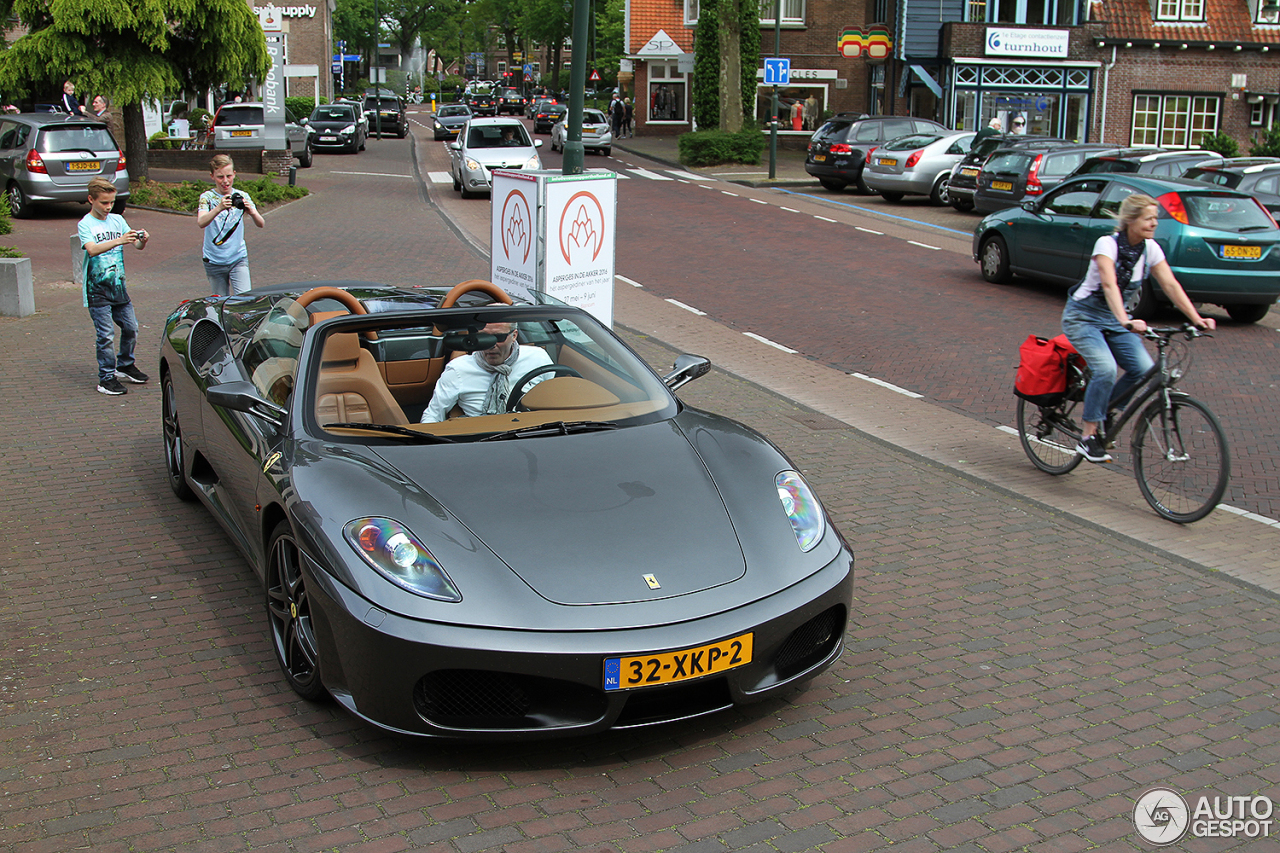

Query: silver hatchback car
<box><xmin>0</xmin><ymin>113</ymin><xmax>129</xmax><ymax>217</ymax></box>
<box><xmin>212</xmin><ymin>102</ymin><xmax>315</xmax><ymax>167</ymax></box>
<box><xmin>863</xmin><ymin>130</ymin><xmax>976</xmax><ymax>206</ymax></box>
<box><xmin>448</xmin><ymin>117</ymin><xmax>542</xmax><ymax>198</ymax></box>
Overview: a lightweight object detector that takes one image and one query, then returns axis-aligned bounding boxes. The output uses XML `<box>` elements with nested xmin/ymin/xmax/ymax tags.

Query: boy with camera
<box><xmin>79</xmin><ymin>176</ymin><xmax>149</xmax><ymax>396</ymax></box>
<box><xmin>197</xmin><ymin>154</ymin><xmax>265</xmax><ymax>296</ymax></box>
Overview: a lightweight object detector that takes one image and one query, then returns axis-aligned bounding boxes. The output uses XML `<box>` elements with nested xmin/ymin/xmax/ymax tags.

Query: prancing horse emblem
<box><xmin>643</xmin><ymin>574</ymin><xmax>661</xmax><ymax>589</ymax></box>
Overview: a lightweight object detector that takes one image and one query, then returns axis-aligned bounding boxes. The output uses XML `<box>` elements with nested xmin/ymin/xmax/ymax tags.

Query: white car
<box><xmin>449</xmin><ymin>117</ymin><xmax>542</xmax><ymax>198</ymax></box>
<box><xmin>549</xmin><ymin>108</ymin><xmax>613</xmax><ymax>156</ymax></box>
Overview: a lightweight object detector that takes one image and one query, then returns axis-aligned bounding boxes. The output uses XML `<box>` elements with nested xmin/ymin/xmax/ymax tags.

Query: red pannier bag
<box><xmin>1014</xmin><ymin>334</ymin><xmax>1080</xmax><ymax>405</ymax></box>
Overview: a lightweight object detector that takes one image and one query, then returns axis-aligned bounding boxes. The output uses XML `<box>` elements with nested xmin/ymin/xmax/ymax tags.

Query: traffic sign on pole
<box><xmin>763</xmin><ymin>58</ymin><xmax>790</xmax><ymax>86</ymax></box>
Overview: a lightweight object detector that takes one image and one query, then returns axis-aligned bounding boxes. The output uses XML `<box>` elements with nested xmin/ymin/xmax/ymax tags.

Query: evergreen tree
<box><xmin>0</xmin><ymin>0</ymin><xmax>270</xmax><ymax>179</ymax></box>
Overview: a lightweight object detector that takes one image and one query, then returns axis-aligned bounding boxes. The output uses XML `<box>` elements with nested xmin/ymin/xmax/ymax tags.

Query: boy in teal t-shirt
<box><xmin>79</xmin><ymin>176</ymin><xmax>149</xmax><ymax>396</ymax></box>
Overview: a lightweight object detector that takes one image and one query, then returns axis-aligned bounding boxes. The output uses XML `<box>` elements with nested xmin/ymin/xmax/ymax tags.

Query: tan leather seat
<box><xmin>314</xmin><ymin>332</ymin><xmax>408</xmax><ymax>425</ymax></box>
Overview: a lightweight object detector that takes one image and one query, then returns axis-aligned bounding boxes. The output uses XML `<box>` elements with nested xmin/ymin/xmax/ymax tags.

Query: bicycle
<box><xmin>1016</xmin><ymin>324</ymin><xmax>1230</xmax><ymax>523</ymax></box>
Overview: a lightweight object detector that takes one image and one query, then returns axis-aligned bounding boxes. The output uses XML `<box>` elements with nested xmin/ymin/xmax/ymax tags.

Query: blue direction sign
<box><xmin>763</xmin><ymin>58</ymin><xmax>790</xmax><ymax>86</ymax></box>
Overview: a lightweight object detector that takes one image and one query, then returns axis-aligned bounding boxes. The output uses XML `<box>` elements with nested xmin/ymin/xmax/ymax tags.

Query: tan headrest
<box><xmin>322</xmin><ymin>332</ymin><xmax>362</xmax><ymax>364</ymax></box>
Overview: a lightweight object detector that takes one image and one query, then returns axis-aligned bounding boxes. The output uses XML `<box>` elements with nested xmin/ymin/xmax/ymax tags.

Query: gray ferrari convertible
<box><xmin>159</xmin><ymin>280</ymin><xmax>854</xmax><ymax>739</ymax></box>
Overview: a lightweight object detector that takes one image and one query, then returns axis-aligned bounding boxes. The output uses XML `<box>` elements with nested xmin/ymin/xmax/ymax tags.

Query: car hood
<box><xmin>310</xmin><ymin>119</ymin><xmax>357</xmax><ymax>130</ymax></box>
<box><xmin>370</xmin><ymin>421</ymin><xmax>747</xmax><ymax>606</ymax></box>
<box><xmin>465</xmin><ymin>147</ymin><xmax>538</xmax><ymax>167</ymax></box>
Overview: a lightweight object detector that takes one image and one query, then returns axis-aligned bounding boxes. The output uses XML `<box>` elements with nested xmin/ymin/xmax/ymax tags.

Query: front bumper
<box><xmin>303</xmin><ymin>547</ymin><xmax>854</xmax><ymax>739</ymax></box>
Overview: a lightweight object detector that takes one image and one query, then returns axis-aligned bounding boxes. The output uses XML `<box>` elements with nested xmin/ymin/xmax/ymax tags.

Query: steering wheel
<box><xmin>294</xmin><ymin>285</ymin><xmax>377</xmax><ymax>340</ymax></box>
<box><xmin>506</xmin><ymin>364</ymin><xmax>582</xmax><ymax>412</ymax></box>
<box><xmin>439</xmin><ymin>279</ymin><xmax>513</xmax><ymax>308</ymax></box>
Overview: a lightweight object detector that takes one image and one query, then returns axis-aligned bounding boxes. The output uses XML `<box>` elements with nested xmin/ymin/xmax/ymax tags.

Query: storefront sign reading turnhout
<box><xmin>985</xmin><ymin>28</ymin><xmax>1069</xmax><ymax>58</ymax></box>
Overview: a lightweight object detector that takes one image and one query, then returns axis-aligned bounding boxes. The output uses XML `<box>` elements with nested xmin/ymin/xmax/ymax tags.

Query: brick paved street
<box><xmin>1</xmin><ymin>124</ymin><xmax>1277</xmax><ymax>852</ymax></box>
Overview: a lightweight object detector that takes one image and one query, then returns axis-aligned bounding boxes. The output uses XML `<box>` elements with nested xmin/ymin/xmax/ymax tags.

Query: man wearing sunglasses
<box><xmin>420</xmin><ymin>322</ymin><xmax>553</xmax><ymax>422</ymax></box>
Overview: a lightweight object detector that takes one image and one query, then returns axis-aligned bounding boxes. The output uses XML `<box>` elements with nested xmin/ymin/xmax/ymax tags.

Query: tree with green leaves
<box><xmin>0</xmin><ymin>0</ymin><xmax>270</xmax><ymax>179</ymax></box>
<box><xmin>692</xmin><ymin>0</ymin><xmax>758</xmax><ymax>131</ymax></box>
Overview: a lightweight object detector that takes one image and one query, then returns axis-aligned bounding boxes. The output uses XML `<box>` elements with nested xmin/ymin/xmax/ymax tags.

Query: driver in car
<box><xmin>420</xmin><ymin>322</ymin><xmax>553</xmax><ymax>423</ymax></box>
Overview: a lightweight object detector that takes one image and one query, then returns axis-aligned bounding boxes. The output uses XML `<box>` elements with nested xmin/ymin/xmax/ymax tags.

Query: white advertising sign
<box><xmin>985</xmin><ymin>28</ymin><xmax>1069</xmax><ymax>58</ymax></box>
<box><xmin>489</xmin><ymin>171</ymin><xmax>540</xmax><ymax>302</ymax></box>
<box><xmin>544</xmin><ymin>173</ymin><xmax>616</xmax><ymax>326</ymax></box>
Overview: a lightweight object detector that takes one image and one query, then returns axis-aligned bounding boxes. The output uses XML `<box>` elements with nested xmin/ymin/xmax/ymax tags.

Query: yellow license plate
<box><xmin>992</xmin><ymin>180</ymin><xmax>1014</xmax><ymax>191</ymax></box>
<box><xmin>604</xmin><ymin>633</ymin><xmax>754</xmax><ymax>691</ymax></box>
<box><xmin>813</xmin><ymin>154</ymin><xmax>827</xmax><ymax>162</ymax></box>
<box><xmin>1222</xmin><ymin>245</ymin><xmax>1262</xmax><ymax>259</ymax></box>
<box><xmin>67</xmin><ymin>161</ymin><xmax>100</xmax><ymax>171</ymax></box>
<box><xmin>878</xmin><ymin>158</ymin><xmax>897</xmax><ymax>166</ymax></box>
<box><xmin>961</xmin><ymin>167</ymin><xmax>980</xmax><ymax>177</ymax></box>
<box><xmin>230</xmin><ymin>129</ymin><xmax>253</xmax><ymax>137</ymax></box>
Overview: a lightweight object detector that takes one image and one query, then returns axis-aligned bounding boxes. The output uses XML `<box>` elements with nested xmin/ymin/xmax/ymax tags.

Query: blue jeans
<box><xmin>203</xmin><ymin>257</ymin><xmax>251</xmax><ymax>296</ymax></box>
<box><xmin>89</xmin><ymin>302</ymin><xmax>138</xmax><ymax>382</ymax></box>
<box><xmin>1062</xmin><ymin>299</ymin><xmax>1154</xmax><ymax>425</ymax></box>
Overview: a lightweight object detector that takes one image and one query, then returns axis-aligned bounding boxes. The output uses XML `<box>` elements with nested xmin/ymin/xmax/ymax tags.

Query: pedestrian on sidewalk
<box><xmin>623</xmin><ymin>98</ymin><xmax>633</xmax><ymax>138</ymax></box>
<box><xmin>197</xmin><ymin>154</ymin><xmax>264</xmax><ymax>296</ymax></box>
<box><xmin>78</xmin><ymin>176</ymin><xmax>149</xmax><ymax>396</ymax></box>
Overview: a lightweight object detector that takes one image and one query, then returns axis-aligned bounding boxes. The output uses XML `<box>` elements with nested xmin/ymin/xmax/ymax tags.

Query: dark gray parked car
<box><xmin>158</xmin><ymin>281</ymin><xmax>854</xmax><ymax>738</ymax></box>
<box><xmin>973</xmin><ymin>142</ymin><xmax>1116</xmax><ymax>214</ymax></box>
<box><xmin>948</xmin><ymin>134</ymin><xmax>1071</xmax><ymax>212</ymax></box>
<box><xmin>0</xmin><ymin>113</ymin><xmax>128</xmax><ymax>217</ymax></box>
<box><xmin>805</xmin><ymin>113</ymin><xmax>947</xmax><ymax>193</ymax></box>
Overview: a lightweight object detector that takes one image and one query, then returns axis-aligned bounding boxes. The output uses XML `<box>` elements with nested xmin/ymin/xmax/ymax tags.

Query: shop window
<box><xmin>759</xmin><ymin>0</ymin><xmax>804</xmax><ymax>25</ymax></box>
<box><xmin>1130</xmin><ymin>94</ymin><xmax>1219</xmax><ymax>148</ymax></box>
<box><xmin>754</xmin><ymin>86</ymin><xmax>826</xmax><ymax>130</ymax></box>
<box><xmin>1155</xmin><ymin>0</ymin><xmax>1204</xmax><ymax>21</ymax></box>
<box><xmin>685</xmin><ymin>0</ymin><xmax>699</xmax><ymax>24</ymax></box>
<box><xmin>648</xmin><ymin>63</ymin><xmax>687</xmax><ymax>122</ymax></box>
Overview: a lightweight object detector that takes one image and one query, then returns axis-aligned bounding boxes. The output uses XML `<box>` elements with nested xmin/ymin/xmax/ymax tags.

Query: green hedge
<box><xmin>286</xmin><ymin>96</ymin><xmax>325</xmax><ymax>119</ymax></box>
<box><xmin>677</xmin><ymin>128</ymin><xmax>767</xmax><ymax>166</ymax></box>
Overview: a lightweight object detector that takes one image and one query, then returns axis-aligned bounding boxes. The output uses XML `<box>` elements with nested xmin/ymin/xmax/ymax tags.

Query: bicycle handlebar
<box><xmin>1143</xmin><ymin>323</ymin><xmax>1210</xmax><ymax>342</ymax></box>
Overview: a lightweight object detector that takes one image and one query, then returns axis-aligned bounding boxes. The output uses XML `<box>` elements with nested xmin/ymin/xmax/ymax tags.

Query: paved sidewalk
<box><xmin>613</xmin><ymin>134</ymin><xmax>815</xmax><ymax>188</ymax></box>
<box><xmin>1</xmin><ymin>133</ymin><xmax>1277</xmax><ymax>853</ymax></box>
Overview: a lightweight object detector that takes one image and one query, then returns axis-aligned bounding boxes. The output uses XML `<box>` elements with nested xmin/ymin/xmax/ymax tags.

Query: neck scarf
<box><xmin>475</xmin><ymin>342</ymin><xmax>519</xmax><ymax>414</ymax></box>
<box><xmin>1114</xmin><ymin>229</ymin><xmax>1144</xmax><ymax>292</ymax></box>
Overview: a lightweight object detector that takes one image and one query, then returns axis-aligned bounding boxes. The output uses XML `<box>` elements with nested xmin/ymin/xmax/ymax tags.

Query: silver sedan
<box><xmin>863</xmin><ymin>131</ymin><xmax>975</xmax><ymax>206</ymax></box>
<box><xmin>448</xmin><ymin>117</ymin><xmax>543</xmax><ymax>198</ymax></box>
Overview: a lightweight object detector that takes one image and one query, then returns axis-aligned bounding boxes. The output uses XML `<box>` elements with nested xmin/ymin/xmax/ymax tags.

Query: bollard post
<box><xmin>288</xmin><ymin>165</ymin><xmax>297</xmax><ymax>186</ymax></box>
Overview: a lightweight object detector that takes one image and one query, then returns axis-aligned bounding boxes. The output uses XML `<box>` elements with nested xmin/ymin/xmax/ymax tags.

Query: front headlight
<box><xmin>465</xmin><ymin>158</ymin><xmax>481</xmax><ymax>172</ymax></box>
<box><xmin>344</xmin><ymin>517</ymin><xmax>461</xmax><ymax>601</ymax></box>
<box><xmin>433</xmin><ymin>120</ymin><xmax>443</xmax><ymax>129</ymax></box>
<box><xmin>524</xmin><ymin>155</ymin><xmax>541</xmax><ymax>170</ymax></box>
<box><xmin>341</xmin><ymin>124</ymin><xmax>356</xmax><ymax>134</ymax></box>
<box><xmin>776</xmin><ymin>470</ymin><xmax>825</xmax><ymax>552</ymax></box>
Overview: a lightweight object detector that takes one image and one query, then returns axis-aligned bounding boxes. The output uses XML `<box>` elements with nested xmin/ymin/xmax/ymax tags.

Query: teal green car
<box><xmin>973</xmin><ymin>173</ymin><xmax>1280</xmax><ymax>323</ymax></box>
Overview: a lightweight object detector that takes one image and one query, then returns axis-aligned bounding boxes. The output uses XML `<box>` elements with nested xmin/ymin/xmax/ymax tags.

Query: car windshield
<box><xmin>302</xmin><ymin>304</ymin><xmax>678</xmax><ymax>440</ymax></box>
<box><xmin>438</xmin><ymin>106</ymin><xmax>469</xmax><ymax>117</ymax></box>
<box><xmin>583</xmin><ymin>109</ymin><xmax>607</xmax><ymax>124</ymax></box>
<box><xmin>1176</xmin><ymin>192</ymin><xmax>1277</xmax><ymax>232</ymax></box>
<box><xmin>216</xmin><ymin>108</ymin><xmax>264</xmax><ymax>127</ymax></box>
<box><xmin>882</xmin><ymin>134</ymin><xmax>941</xmax><ymax>152</ymax></box>
<box><xmin>311</xmin><ymin>106</ymin><xmax>355</xmax><ymax>121</ymax></box>
<box><xmin>469</xmin><ymin>124</ymin><xmax>531</xmax><ymax>147</ymax></box>
<box><xmin>1076</xmin><ymin>158</ymin><xmax>1139</xmax><ymax>175</ymax></box>
<box><xmin>41</xmin><ymin>125</ymin><xmax>117</xmax><ymax>152</ymax></box>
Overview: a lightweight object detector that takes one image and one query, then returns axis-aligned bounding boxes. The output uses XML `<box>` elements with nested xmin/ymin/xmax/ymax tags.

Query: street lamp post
<box><xmin>562</xmin><ymin>0</ymin><xmax>590</xmax><ymax>174</ymax></box>
<box><xmin>768</xmin><ymin>0</ymin><xmax>781</xmax><ymax>179</ymax></box>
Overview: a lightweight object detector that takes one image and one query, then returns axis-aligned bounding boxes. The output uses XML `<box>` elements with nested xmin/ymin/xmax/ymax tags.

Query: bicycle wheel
<box><xmin>1132</xmin><ymin>395</ymin><xmax>1229</xmax><ymax>523</ymax></box>
<box><xmin>1017</xmin><ymin>397</ymin><xmax>1084</xmax><ymax>475</ymax></box>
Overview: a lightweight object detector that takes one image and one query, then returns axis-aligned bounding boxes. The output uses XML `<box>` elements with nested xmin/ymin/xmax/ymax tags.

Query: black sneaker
<box><xmin>1076</xmin><ymin>434</ymin><xmax>1112</xmax><ymax>463</ymax></box>
<box><xmin>97</xmin><ymin>377</ymin><xmax>127</xmax><ymax>396</ymax></box>
<box><xmin>116</xmin><ymin>365</ymin><xmax>149</xmax><ymax>384</ymax></box>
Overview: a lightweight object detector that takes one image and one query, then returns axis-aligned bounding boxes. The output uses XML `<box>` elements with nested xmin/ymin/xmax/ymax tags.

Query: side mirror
<box><xmin>1022</xmin><ymin>199</ymin><xmax>1039</xmax><ymax>211</ymax></box>
<box><xmin>534</xmin><ymin>139</ymin><xmax>543</xmax><ymax>148</ymax></box>
<box><xmin>449</xmin><ymin>141</ymin><xmax>461</xmax><ymax>151</ymax></box>
<box><xmin>299</xmin><ymin>118</ymin><xmax>309</xmax><ymax>126</ymax></box>
<box><xmin>206</xmin><ymin>380</ymin><xmax>286</xmax><ymax>428</ymax></box>
<box><xmin>663</xmin><ymin>354</ymin><xmax>712</xmax><ymax>391</ymax></box>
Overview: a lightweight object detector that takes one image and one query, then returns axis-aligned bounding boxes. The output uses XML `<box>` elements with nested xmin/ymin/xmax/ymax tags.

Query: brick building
<box><xmin>626</xmin><ymin>0</ymin><xmax>1280</xmax><ymax>151</ymax></box>
<box><xmin>251</xmin><ymin>2</ymin><xmax>335</xmax><ymax>103</ymax></box>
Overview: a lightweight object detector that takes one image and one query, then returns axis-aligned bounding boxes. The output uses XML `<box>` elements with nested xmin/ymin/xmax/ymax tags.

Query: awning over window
<box><xmin>909</xmin><ymin>65</ymin><xmax>943</xmax><ymax>98</ymax></box>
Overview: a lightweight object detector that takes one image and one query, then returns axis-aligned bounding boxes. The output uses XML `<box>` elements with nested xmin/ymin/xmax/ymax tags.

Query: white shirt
<box><xmin>420</xmin><ymin>345</ymin><xmax>553</xmax><ymax>423</ymax></box>
<box><xmin>1071</xmin><ymin>234</ymin><xmax>1166</xmax><ymax>303</ymax></box>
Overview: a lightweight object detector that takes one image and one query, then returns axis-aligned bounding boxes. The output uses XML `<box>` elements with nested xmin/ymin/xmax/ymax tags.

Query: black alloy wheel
<box><xmin>265</xmin><ymin>521</ymin><xmax>326</xmax><ymax>701</ymax></box>
<box><xmin>161</xmin><ymin>371</ymin><xmax>195</xmax><ymax>501</ymax></box>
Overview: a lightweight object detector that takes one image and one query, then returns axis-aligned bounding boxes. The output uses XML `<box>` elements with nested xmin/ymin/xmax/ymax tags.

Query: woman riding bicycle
<box><xmin>1062</xmin><ymin>193</ymin><xmax>1215</xmax><ymax>464</ymax></box>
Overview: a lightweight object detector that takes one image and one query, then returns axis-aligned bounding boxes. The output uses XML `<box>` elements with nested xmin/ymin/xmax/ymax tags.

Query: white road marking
<box><xmin>668</xmin><ymin>170</ymin><xmax>711</xmax><ymax>180</ymax></box>
<box><xmin>744</xmin><ymin>332</ymin><xmax>798</xmax><ymax>353</ymax></box>
<box><xmin>815</xmin><ymin>215</ymin><xmax>836</xmax><ymax>222</ymax></box>
<box><xmin>908</xmin><ymin>240</ymin><xmax>942</xmax><ymax>250</ymax></box>
<box><xmin>332</xmin><ymin>171</ymin><xmax>415</xmax><ymax>179</ymax></box>
<box><xmin>666</xmin><ymin>298</ymin><xmax>706</xmax><ymax>315</ymax></box>
<box><xmin>722</xmin><ymin>191</ymin><xmax>739</xmax><ymax>196</ymax></box>
<box><xmin>628</xmin><ymin>168</ymin><xmax>673</xmax><ymax>181</ymax></box>
<box><xmin>427</xmin><ymin>171</ymin><xmax>452</xmax><ymax>184</ymax></box>
<box><xmin>780</xmin><ymin>207</ymin><xmax>800</xmax><ymax>213</ymax></box>
<box><xmin>616</xmin><ymin>275</ymin><xmax>644</xmax><ymax>288</ymax></box>
<box><xmin>856</xmin><ymin>226</ymin><xmax>884</xmax><ymax>235</ymax></box>
<box><xmin>850</xmin><ymin>373</ymin><xmax>923</xmax><ymax>398</ymax></box>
